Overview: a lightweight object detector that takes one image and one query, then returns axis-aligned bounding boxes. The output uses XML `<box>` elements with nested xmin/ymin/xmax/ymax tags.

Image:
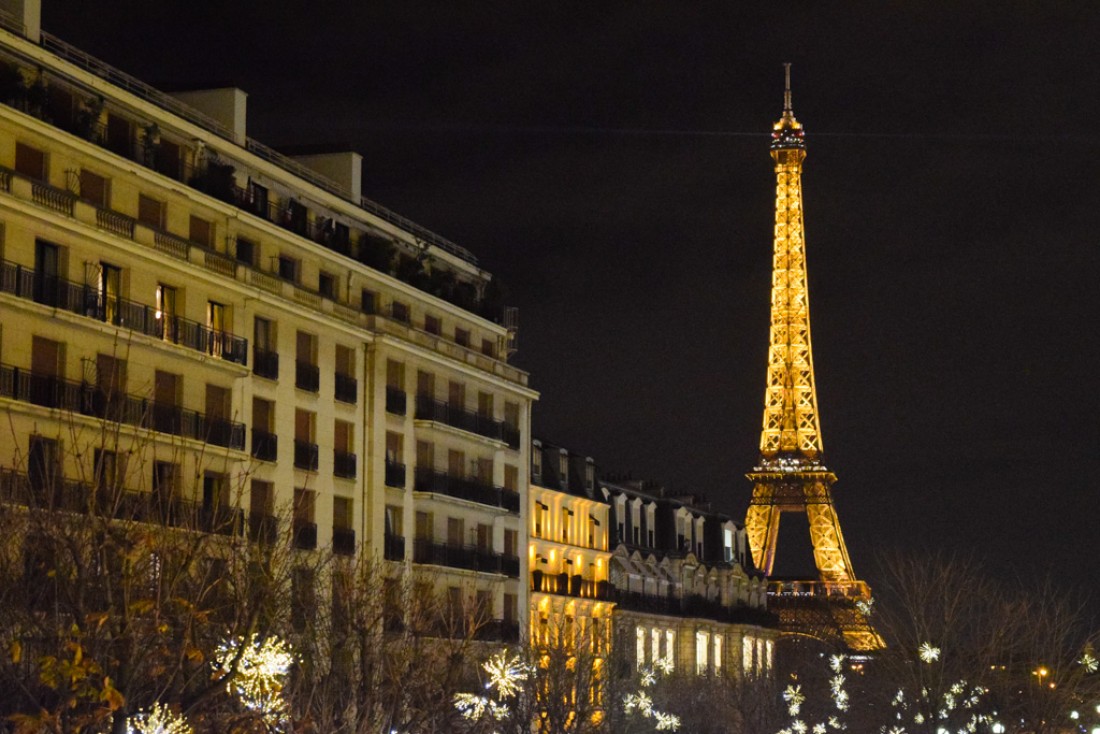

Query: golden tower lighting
<box><xmin>744</xmin><ymin>64</ymin><xmax>882</xmax><ymax>651</ymax></box>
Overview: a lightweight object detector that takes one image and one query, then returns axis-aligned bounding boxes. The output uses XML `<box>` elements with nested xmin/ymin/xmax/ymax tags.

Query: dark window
<box><xmin>425</xmin><ymin>315</ymin><xmax>441</xmax><ymax>335</ymax></box>
<box><xmin>236</xmin><ymin>237</ymin><xmax>256</xmax><ymax>265</ymax></box>
<box><xmin>455</xmin><ymin>328</ymin><xmax>470</xmax><ymax>348</ymax></box>
<box><xmin>137</xmin><ymin>194</ymin><xmax>165</xmax><ymax>229</ymax></box>
<box><xmin>360</xmin><ymin>288</ymin><xmax>376</xmax><ymax>314</ymax></box>
<box><xmin>277</xmin><ymin>255</ymin><xmax>298</xmax><ymax>283</ymax></box>
<box><xmin>318</xmin><ymin>272</ymin><xmax>336</xmax><ymax>299</ymax></box>
<box><xmin>189</xmin><ymin>215</ymin><xmax>213</xmax><ymax>248</ymax></box>
<box><xmin>79</xmin><ymin>169</ymin><xmax>109</xmax><ymax>207</ymax></box>
<box><xmin>15</xmin><ymin>142</ymin><xmax>47</xmax><ymax>180</ymax></box>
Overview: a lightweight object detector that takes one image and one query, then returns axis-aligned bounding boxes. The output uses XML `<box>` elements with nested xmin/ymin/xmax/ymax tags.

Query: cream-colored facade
<box><xmin>528</xmin><ymin>440</ymin><xmax>614</xmax><ymax>650</ymax></box>
<box><xmin>0</xmin><ymin>6</ymin><xmax>535</xmax><ymax>638</ymax></box>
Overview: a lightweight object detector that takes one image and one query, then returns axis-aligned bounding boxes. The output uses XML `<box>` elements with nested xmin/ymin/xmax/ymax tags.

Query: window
<box><xmin>386</xmin><ymin>432</ymin><xmax>404</xmax><ymax>464</ymax></box>
<box><xmin>665</xmin><ymin>630</ymin><xmax>676</xmax><ymax>671</ymax></box>
<box><xmin>203</xmin><ymin>471</ymin><xmax>229</xmax><ymax>512</ymax></box>
<box><xmin>447</xmin><ymin>449</ymin><xmax>465</xmax><ymax>478</ymax></box>
<box><xmin>33</xmin><ymin>239</ymin><xmax>61</xmax><ymax>306</ymax></box>
<box><xmin>360</xmin><ymin>288</ymin><xmax>376</xmax><ymax>314</ymax></box>
<box><xmin>333</xmin><ymin>496</ymin><xmax>352</xmax><ymax>530</ymax></box>
<box><xmin>636</xmin><ymin>627</ymin><xmax>646</xmax><ymax>669</ymax></box>
<box><xmin>335</xmin><ymin>344</ymin><xmax>354</xmax><ymax>376</ymax></box>
<box><xmin>294</xmin><ymin>488</ymin><xmax>316</xmax><ymax>524</ymax></box>
<box><xmin>652</xmin><ymin>628</ymin><xmax>660</xmax><ymax>668</ymax></box>
<box><xmin>95</xmin><ymin>353</ymin><xmax>126</xmax><ymax>405</ymax></box>
<box><xmin>250</xmin><ymin>479</ymin><xmax>274</xmax><ymax>518</ymax></box>
<box><xmin>475</xmin><ymin>457</ymin><xmax>493</xmax><ymax>485</ymax></box>
<box><xmin>318</xmin><ymin>271</ymin><xmax>336</xmax><ymax>299</ymax></box>
<box><xmin>561</xmin><ymin>507</ymin><xmax>571</xmax><ymax>543</ymax></box>
<box><xmin>153</xmin><ymin>370</ymin><xmax>180</xmax><ymax>432</ymax></box>
<box><xmin>455</xmin><ymin>328</ymin><xmax>470</xmax><ymax>347</ymax></box>
<box><xmin>481</xmin><ymin>338</ymin><xmax>495</xmax><ymax>358</ymax></box>
<box><xmin>189</xmin><ymin>215</ymin><xmax>213</xmax><ymax>248</ymax></box>
<box><xmin>334</xmin><ymin>344</ymin><xmax>356</xmax><ymax>403</ymax></box>
<box><xmin>416</xmin><ymin>440</ymin><xmax>434</xmax><ymax>469</ymax></box>
<box><xmin>696</xmin><ymin>632</ymin><xmax>710</xmax><ymax>675</ymax></box>
<box><xmin>291</xmin><ymin>567</ymin><xmax>315</xmax><ymax>632</ymax></box>
<box><xmin>79</xmin><ymin>169</ymin><xmax>109</xmax><ymax>207</ymax></box>
<box><xmin>15</xmin><ymin>142</ymin><xmax>47</xmax><ymax>180</ymax></box>
<box><xmin>105</xmin><ymin>113</ymin><xmax>132</xmax><ymax>157</ymax></box>
<box><xmin>391</xmin><ymin>300</ymin><xmax>409</xmax><ymax>323</ymax></box>
<box><xmin>296</xmin><ymin>331</ymin><xmax>319</xmax><ymax>392</ymax></box>
<box><xmin>386</xmin><ymin>360</ymin><xmax>404</xmax><ymax>390</ymax></box>
<box><xmin>503</xmin><ymin>592</ymin><xmax>517</xmax><ymax>623</ymax></box>
<box><xmin>416</xmin><ymin>370</ymin><xmax>434</xmax><ymax>399</ymax></box>
<box><xmin>253</xmin><ymin>317</ymin><xmax>277</xmax><ymax>379</ymax></box>
<box><xmin>504</xmin><ymin>528</ymin><xmax>517</xmax><ymax>557</ymax></box>
<box><xmin>448</xmin><ymin>380</ymin><xmax>465</xmax><ymax>410</ymax></box>
<box><xmin>503</xmin><ymin>465</ymin><xmax>518</xmax><ymax>492</ymax></box>
<box><xmin>476</xmin><ymin>523</ymin><xmax>491</xmax><ymax>552</ymax></box>
<box><xmin>385</xmin><ymin>505</ymin><xmax>403</xmax><ymax>537</ymax></box>
<box><xmin>334</xmin><ymin>420</ymin><xmax>355</xmax><ymax>478</ymax></box>
<box><xmin>96</xmin><ymin>263</ymin><xmax>122</xmax><ymax>325</ymax></box>
<box><xmin>137</xmin><ymin>194</ymin><xmax>165</xmax><ymax>228</ymax></box>
<box><xmin>424</xmin><ymin>314</ymin><xmax>441</xmax><ymax>335</ymax></box>
<box><xmin>207</xmin><ymin>301</ymin><xmax>228</xmax><ymax>357</ymax></box>
<box><xmin>504</xmin><ymin>401</ymin><xmax>519</xmax><ymax>429</ymax></box>
<box><xmin>294</xmin><ymin>409</ymin><xmax>318</xmax><ymax>470</ymax></box>
<box><xmin>205</xmin><ymin>385</ymin><xmax>231</xmax><ymax>444</ymax></box>
<box><xmin>235</xmin><ymin>236</ymin><xmax>256</xmax><ymax>265</ymax></box>
<box><xmin>248</xmin><ymin>181</ymin><xmax>268</xmax><ymax>216</ymax></box>
<box><xmin>415</xmin><ymin>511</ymin><xmax>433</xmax><ymax>540</ymax></box>
<box><xmin>29</xmin><ymin>336</ymin><xmax>62</xmax><ymax>407</ymax></box>
<box><xmin>531</xmin><ymin>446</ymin><xmax>542</xmax><ymax>482</ymax></box>
<box><xmin>156</xmin><ymin>284</ymin><xmax>178</xmax><ymax>342</ymax></box>
<box><xmin>724</xmin><ymin>527</ymin><xmax>734</xmax><ymax>563</ymax></box>
<box><xmin>714</xmin><ymin>635</ymin><xmax>723</xmax><ymax>676</ymax></box>
<box><xmin>27</xmin><ymin>435</ymin><xmax>60</xmax><ymax>497</ymax></box>
<box><xmin>277</xmin><ymin>255</ymin><xmax>299</xmax><ymax>282</ymax></box>
<box><xmin>447</xmin><ymin>517</ymin><xmax>464</xmax><ymax>546</ymax></box>
<box><xmin>477</xmin><ymin>391</ymin><xmax>493</xmax><ymax>419</ymax></box>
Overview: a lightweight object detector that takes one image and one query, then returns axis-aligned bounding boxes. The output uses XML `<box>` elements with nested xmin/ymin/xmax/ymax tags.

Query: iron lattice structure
<box><xmin>744</xmin><ymin>66</ymin><xmax>882</xmax><ymax>652</ymax></box>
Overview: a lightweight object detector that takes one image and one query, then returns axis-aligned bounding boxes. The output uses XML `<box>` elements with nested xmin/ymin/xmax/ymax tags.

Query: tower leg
<box><xmin>805</xmin><ymin>501</ymin><xmax>855</xmax><ymax>585</ymax></box>
<box><xmin>745</xmin><ymin>503</ymin><xmax>781</xmax><ymax>576</ymax></box>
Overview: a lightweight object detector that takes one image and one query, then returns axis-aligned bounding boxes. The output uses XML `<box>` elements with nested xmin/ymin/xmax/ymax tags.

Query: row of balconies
<box><xmin>251</xmin><ymin>350</ymin><xmax>358</xmax><ymax>404</ymax></box>
<box><xmin>0</xmin><ymin>465</ymin><xmax>359</xmax><ymax>556</ymax></box>
<box><xmin>530</xmin><ymin>570</ymin><xmax>612</xmax><ymax>600</ymax></box>
<box><xmin>381</xmin><ymin>535</ymin><xmax>523</xmax><ymax>582</ymax></box>
<box><xmin>0</xmin><ymin>363</ymin><xmax>246</xmax><ymax>450</ymax></box>
<box><xmin>0</xmin><ymin>258</ymin><xmax>248</xmax><ymax>365</ymax></box>
<box><xmin>385</xmin><ymin>389</ymin><xmax>521</xmax><ymax>450</ymax></box>
<box><xmin>412</xmin><ymin>467</ymin><xmax>521</xmax><ymax>512</ymax></box>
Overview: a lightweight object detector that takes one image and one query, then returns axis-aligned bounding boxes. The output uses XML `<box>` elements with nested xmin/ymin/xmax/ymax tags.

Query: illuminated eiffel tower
<box><xmin>744</xmin><ymin>65</ymin><xmax>882</xmax><ymax>651</ymax></box>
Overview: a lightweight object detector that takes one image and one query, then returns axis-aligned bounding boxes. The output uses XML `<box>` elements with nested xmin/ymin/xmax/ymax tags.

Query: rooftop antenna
<box><xmin>783</xmin><ymin>62</ymin><xmax>793</xmax><ymax>113</ymax></box>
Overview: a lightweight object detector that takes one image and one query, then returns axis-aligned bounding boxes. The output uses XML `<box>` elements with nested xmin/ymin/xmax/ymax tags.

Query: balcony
<box><xmin>385</xmin><ymin>387</ymin><xmax>406</xmax><ymax>415</ymax></box>
<box><xmin>251</xmin><ymin>429</ymin><xmax>278</xmax><ymax>462</ymax></box>
<box><xmin>253</xmin><ymin>348</ymin><xmax>279</xmax><ymax>380</ymax></box>
<box><xmin>607</xmin><ymin>588</ymin><xmax>775</xmax><ymax>626</ymax></box>
<box><xmin>531</xmin><ymin>571</ymin><xmax>611</xmax><ymax>600</ymax></box>
<box><xmin>413</xmin><ymin>468</ymin><xmax>519</xmax><ymax>512</ymax></box>
<box><xmin>384</xmin><ymin>461</ymin><xmax>406</xmax><ymax>488</ymax></box>
<box><xmin>295</xmin><ymin>361</ymin><xmax>319</xmax><ymax>392</ymax></box>
<box><xmin>332</xmin><ymin>527</ymin><xmax>356</xmax><ymax>556</ymax></box>
<box><xmin>0</xmin><ymin>363</ymin><xmax>245</xmax><ymax>449</ymax></box>
<box><xmin>0</xmin><ymin>260</ymin><xmax>248</xmax><ymax>365</ymax></box>
<box><xmin>334</xmin><ymin>372</ymin><xmax>357</xmax><ymax>403</ymax></box>
<box><xmin>333</xmin><ymin>450</ymin><xmax>357</xmax><ymax>479</ymax></box>
<box><xmin>248</xmin><ymin>512</ymin><xmax>279</xmax><ymax>544</ymax></box>
<box><xmin>502</xmin><ymin>425</ymin><xmax>521</xmax><ymax>450</ymax></box>
<box><xmin>412</xmin><ymin>539</ymin><xmax>509</xmax><ymax>574</ymax></box>
<box><xmin>384</xmin><ymin>533</ymin><xmax>405</xmax><ymax>561</ymax></box>
<box><xmin>414</xmin><ymin>395</ymin><xmax>505</xmax><ymax>443</ymax></box>
<box><xmin>293</xmin><ymin>440</ymin><xmax>319</xmax><ymax>471</ymax></box>
<box><xmin>293</xmin><ymin>520</ymin><xmax>317</xmax><ymax>550</ymax></box>
<box><xmin>0</xmin><ymin>467</ymin><xmax>247</xmax><ymax>537</ymax></box>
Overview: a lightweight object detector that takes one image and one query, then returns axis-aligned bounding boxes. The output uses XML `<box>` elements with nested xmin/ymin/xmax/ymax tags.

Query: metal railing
<box><xmin>295</xmin><ymin>361</ymin><xmax>319</xmax><ymax>392</ymax></box>
<box><xmin>413</xmin><ymin>468</ymin><xmax>519</xmax><ymax>512</ymax></box>
<box><xmin>412</xmin><ymin>539</ymin><xmax>510</xmax><ymax>575</ymax></box>
<box><xmin>333</xmin><ymin>450</ymin><xmax>357</xmax><ymax>479</ymax></box>
<box><xmin>531</xmin><ymin>571</ymin><xmax>611</xmax><ymax>600</ymax></box>
<box><xmin>384</xmin><ymin>461</ymin><xmax>406</xmax><ymax>488</ymax></box>
<box><xmin>385</xmin><ymin>387</ymin><xmax>406</xmax><ymax>415</ymax></box>
<box><xmin>0</xmin><ymin>259</ymin><xmax>248</xmax><ymax>365</ymax></box>
<box><xmin>292</xmin><ymin>520</ymin><xmax>317</xmax><ymax>550</ymax></box>
<box><xmin>251</xmin><ymin>429</ymin><xmax>277</xmax><ymax>462</ymax></box>
<box><xmin>384</xmin><ymin>533</ymin><xmax>405</xmax><ymax>561</ymax></box>
<box><xmin>332</xmin><ymin>527</ymin><xmax>356</xmax><ymax>556</ymax></box>
<box><xmin>293</xmin><ymin>440</ymin><xmax>319</xmax><ymax>471</ymax></box>
<box><xmin>0</xmin><ymin>363</ymin><xmax>245</xmax><ymax>449</ymax></box>
<box><xmin>253</xmin><ymin>349</ymin><xmax>279</xmax><ymax>380</ymax></box>
<box><xmin>334</xmin><ymin>372</ymin><xmax>357</xmax><ymax>403</ymax></box>
<box><xmin>414</xmin><ymin>395</ymin><xmax>506</xmax><ymax>443</ymax></box>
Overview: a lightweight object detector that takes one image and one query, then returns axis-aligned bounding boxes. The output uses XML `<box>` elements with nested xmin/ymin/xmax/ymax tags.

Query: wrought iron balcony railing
<box><xmin>384</xmin><ymin>461</ymin><xmax>406</xmax><ymax>488</ymax></box>
<box><xmin>385</xmin><ymin>387</ymin><xmax>406</xmax><ymax>415</ymax></box>
<box><xmin>414</xmin><ymin>395</ymin><xmax>506</xmax><ymax>443</ymax></box>
<box><xmin>334</xmin><ymin>372</ymin><xmax>357</xmax><ymax>403</ymax></box>
<box><xmin>412</xmin><ymin>539</ymin><xmax>510</xmax><ymax>575</ymax></box>
<box><xmin>333</xmin><ymin>450</ymin><xmax>357</xmax><ymax>479</ymax></box>
<box><xmin>251</xmin><ymin>429</ymin><xmax>277</xmax><ymax>462</ymax></box>
<box><xmin>384</xmin><ymin>533</ymin><xmax>405</xmax><ymax>561</ymax></box>
<box><xmin>530</xmin><ymin>571</ymin><xmax>611</xmax><ymax>600</ymax></box>
<box><xmin>293</xmin><ymin>440</ymin><xmax>319</xmax><ymax>471</ymax></box>
<box><xmin>332</xmin><ymin>527</ymin><xmax>356</xmax><ymax>556</ymax></box>
<box><xmin>413</xmin><ymin>468</ymin><xmax>519</xmax><ymax>512</ymax></box>
<box><xmin>0</xmin><ymin>259</ymin><xmax>248</xmax><ymax>365</ymax></box>
<box><xmin>253</xmin><ymin>348</ymin><xmax>279</xmax><ymax>380</ymax></box>
<box><xmin>295</xmin><ymin>361</ymin><xmax>319</xmax><ymax>392</ymax></box>
<box><xmin>248</xmin><ymin>512</ymin><xmax>279</xmax><ymax>544</ymax></box>
<box><xmin>0</xmin><ymin>363</ymin><xmax>245</xmax><ymax>449</ymax></box>
<box><xmin>293</xmin><ymin>520</ymin><xmax>317</xmax><ymax>550</ymax></box>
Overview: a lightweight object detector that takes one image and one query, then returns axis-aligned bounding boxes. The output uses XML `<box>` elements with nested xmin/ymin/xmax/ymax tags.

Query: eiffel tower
<box><xmin>744</xmin><ymin>65</ymin><xmax>882</xmax><ymax>651</ymax></box>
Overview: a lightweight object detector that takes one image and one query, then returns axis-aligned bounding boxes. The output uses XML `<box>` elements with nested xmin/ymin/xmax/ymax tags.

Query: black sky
<box><xmin>42</xmin><ymin>2</ymin><xmax>1100</xmax><ymax>598</ymax></box>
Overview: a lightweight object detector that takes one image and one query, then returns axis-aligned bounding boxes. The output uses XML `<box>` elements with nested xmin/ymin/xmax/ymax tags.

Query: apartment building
<box><xmin>529</xmin><ymin>437</ymin><xmax>775</xmax><ymax>678</ymax></box>
<box><xmin>0</xmin><ymin>1</ymin><xmax>535</xmax><ymax>640</ymax></box>
<box><xmin>602</xmin><ymin>478</ymin><xmax>776</xmax><ymax>677</ymax></box>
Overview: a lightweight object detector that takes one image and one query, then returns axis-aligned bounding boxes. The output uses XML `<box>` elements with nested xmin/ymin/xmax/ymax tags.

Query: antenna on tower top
<box><xmin>783</xmin><ymin>62</ymin><xmax>793</xmax><ymax>112</ymax></box>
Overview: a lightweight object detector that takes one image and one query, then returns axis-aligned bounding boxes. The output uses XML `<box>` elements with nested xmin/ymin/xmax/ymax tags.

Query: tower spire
<box><xmin>783</xmin><ymin>62</ymin><xmax>792</xmax><ymax>113</ymax></box>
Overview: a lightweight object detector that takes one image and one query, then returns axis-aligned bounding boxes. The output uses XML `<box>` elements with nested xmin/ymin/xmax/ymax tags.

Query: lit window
<box><xmin>651</xmin><ymin>628</ymin><xmax>660</xmax><ymax>667</ymax></box>
<box><xmin>696</xmin><ymin>631</ymin><xmax>710</xmax><ymax>676</ymax></box>
<box><xmin>765</xmin><ymin>638</ymin><xmax>775</xmax><ymax>673</ymax></box>
<box><xmin>665</xmin><ymin>630</ymin><xmax>676</xmax><ymax>671</ymax></box>
<box><xmin>743</xmin><ymin>636</ymin><xmax>754</xmax><ymax>677</ymax></box>
<box><xmin>714</xmin><ymin>635</ymin><xmax>723</xmax><ymax>675</ymax></box>
<box><xmin>636</xmin><ymin>626</ymin><xmax>645</xmax><ymax>670</ymax></box>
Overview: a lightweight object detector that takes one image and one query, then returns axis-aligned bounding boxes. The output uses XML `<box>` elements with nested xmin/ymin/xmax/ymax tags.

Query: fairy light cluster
<box><xmin>453</xmin><ymin>651</ymin><xmax>530</xmax><ymax>730</ymax></box>
<box><xmin>622</xmin><ymin>665</ymin><xmax>681</xmax><ymax>731</ymax></box>
<box><xmin>213</xmin><ymin>634</ymin><xmax>294</xmax><ymax>726</ymax></box>
<box><xmin>127</xmin><ymin>703</ymin><xmax>193</xmax><ymax>734</ymax></box>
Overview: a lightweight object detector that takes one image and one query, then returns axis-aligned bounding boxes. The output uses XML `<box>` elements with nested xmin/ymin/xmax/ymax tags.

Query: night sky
<box><xmin>42</xmin><ymin>3</ymin><xmax>1100</xmax><ymax>599</ymax></box>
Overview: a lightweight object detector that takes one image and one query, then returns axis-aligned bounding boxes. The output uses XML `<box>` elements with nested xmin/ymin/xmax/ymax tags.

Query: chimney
<box><xmin>289</xmin><ymin>151</ymin><xmax>362</xmax><ymax>200</ymax></box>
<box><xmin>170</xmin><ymin>87</ymin><xmax>248</xmax><ymax>145</ymax></box>
<box><xmin>1</xmin><ymin>0</ymin><xmax>40</xmax><ymax>42</ymax></box>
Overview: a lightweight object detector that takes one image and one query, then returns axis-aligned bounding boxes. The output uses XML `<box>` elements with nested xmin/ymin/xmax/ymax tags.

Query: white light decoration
<box><xmin>918</xmin><ymin>642</ymin><xmax>941</xmax><ymax>663</ymax></box>
<box><xmin>784</xmin><ymin>684</ymin><xmax>806</xmax><ymax>716</ymax></box>
<box><xmin>127</xmin><ymin>703</ymin><xmax>193</xmax><ymax>734</ymax></box>
<box><xmin>1079</xmin><ymin>652</ymin><xmax>1099</xmax><ymax>673</ymax></box>
<box><xmin>213</xmin><ymin>634</ymin><xmax>294</xmax><ymax>725</ymax></box>
<box><xmin>482</xmin><ymin>651</ymin><xmax>529</xmax><ymax>700</ymax></box>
